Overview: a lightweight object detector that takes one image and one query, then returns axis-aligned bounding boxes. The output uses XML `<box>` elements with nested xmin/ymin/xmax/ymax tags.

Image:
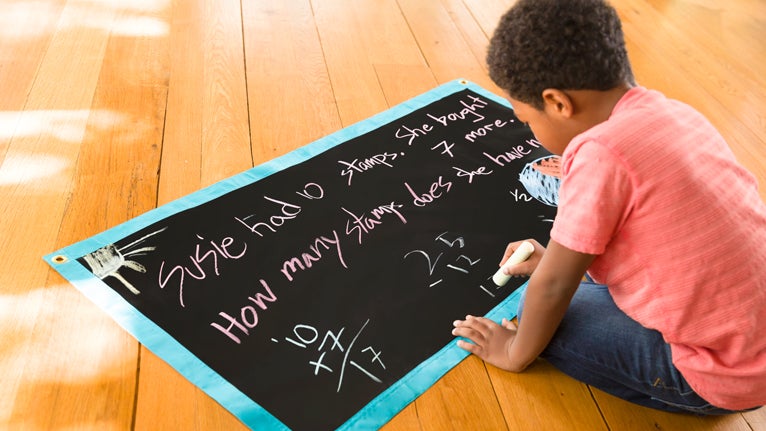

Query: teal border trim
<box><xmin>44</xmin><ymin>79</ymin><xmax>517</xmax><ymax>430</ymax></box>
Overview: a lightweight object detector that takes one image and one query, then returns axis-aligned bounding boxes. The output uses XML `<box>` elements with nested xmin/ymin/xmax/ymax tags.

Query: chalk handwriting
<box><xmin>395</xmin><ymin>123</ymin><xmax>434</xmax><ymax>146</ymax></box>
<box><xmin>403</xmin><ymin>250</ymin><xmax>441</xmax><ymax>283</ymax></box>
<box><xmin>404</xmin><ymin>176</ymin><xmax>453</xmax><ymax>207</ymax></box>
<box><xmin>210</xmin><ymin>278</ymin><xmax>277</xmax><ymax>344</ymax></box>
<box><xmin>480</xmin><ymin>137</ymin><xmax>542</xmax><ymax>168</ymax></box>
<box><xmin>342</xmin><ymin>202</ymin><xmax>408</xmax><ymax>245</ymax></box>
<box><xmin>295</xmin><ymin>182</ymin><xmax>325</xmax><ymax>200</ymax></box>
<box><xmin>234</xmin><ymin>196</ymin><xmax>302</xmax><ymax>237</ymax></box>
<box><xmin>281</xmin><ymin>230</ymin><xmax>347</xmax><ymax>282</ymax></box>
<box><xmin>404</xmin><ymin>232</ymin><xmax>484</xmax><ymax>292</ymax></box>
<box><xmin>482</xmin><ymin>145</ymin><xmax>531</xmax><ymax>167</ymax></box>
<box><xmin>510</xmin><ymin>188</ymin><xmax>534</xmax><ymax>202</ymax></box>
<box><xmin>464</xmin><ymin>118</ymin><xmax>509</xmax><ymax>143</ymax></box>
<box><xmin>431</xmin><ymin>140</ymin><xmax>455</xmax><ymax>158</ymax></box>
<box><xmin>158</xmin><ymin>234</ymin><xmax>248</xmax><ymax>307</ymax></box>
<box><xmin>427</xmin><ymin>95</ymin><xmax>488</xmax><ymax>126</ymax></box>
<box><xmin>452</xmin><ymin>165</ymin><xmax>493</xmax><ymax>184</ymax></box>
<box><xmin>435</xmin><ymin>232</ymin><xmax>464</xmax><ymax>248</ymax></box>
<box><xmin>271</xmin><ymin>319</ymin><xmax>386</xmax><ymax>392</ymax></box>
<box><xmin>338</xmin><ymin>152</ymin><xmax>403</xmax><ymax>186</ymax></box>
<box><xmin>393</xmin><ymin>95</ymin><xmax>495</xmax><ymax>146</ymax></box>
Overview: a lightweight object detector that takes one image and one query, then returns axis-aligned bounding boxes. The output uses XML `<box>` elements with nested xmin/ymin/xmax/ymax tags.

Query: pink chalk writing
<box><xmin>342</xmin><ymin>202</ymin><xmax>408</xmax><ymax>244</ymax></box>
<box><xmin>404</xmin><ymin>176</ymin><xmax>453</xmax><ymax>207</ymax></box>
<box><xmin>280</xmin><ymin>230</ymin><xmax>347</xmax><ymax>282</ymax></box>
<box><xmin>158</xmin><ymin>234</ymin><xmax>247</xmax><ymax>308</ymax></box>
<box><xmin>210</xmin><ymin>278</ymin><xmax>278</xmax><ymax>344</ymax></box>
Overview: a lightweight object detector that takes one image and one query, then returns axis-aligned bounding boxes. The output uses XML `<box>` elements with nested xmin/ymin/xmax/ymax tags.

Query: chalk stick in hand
<box><xmin>491</xmin><ymin>241</ymin><xmax>535</xmax><ymax>286</ymax></box>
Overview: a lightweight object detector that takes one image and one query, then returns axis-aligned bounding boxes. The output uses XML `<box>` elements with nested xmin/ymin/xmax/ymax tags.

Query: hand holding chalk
<box><xmin>492</xmin><ymin>241</ymin><xmax>535</xmax><ymax>286</ymax></box>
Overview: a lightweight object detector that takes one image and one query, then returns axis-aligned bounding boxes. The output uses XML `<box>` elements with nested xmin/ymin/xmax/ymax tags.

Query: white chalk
<box><xmin>491</xmin><ymin>241</ymin><xmax>535</xmax><ymax>286</ymax></box>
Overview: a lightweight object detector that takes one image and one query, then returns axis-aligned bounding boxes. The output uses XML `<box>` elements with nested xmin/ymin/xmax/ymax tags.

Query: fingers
<box><xmin>498</xmin><ymin>239</ymin><xmax>545</xmax><ymax>277</ymax></box>
<box><xmin>501</xmin><ymin>318</ymin><xmax>517</xmax><ymax>330</ymax></box>
<box><xmin>453</xmin><ymin>315</ymin><xmax>495</xmax><ymax>333</ymax></box>
<box><xmin>452</xmin><ymin>315</ymin><xmax>519</xmax><ymax>370</ymax></box>
<box><xmin>452</xmin><ymin>315</ymin><xmax>512</xmax><ymax>347</ymax></box>
<box><xmin>456</xmin><ymin>339</ymin><xmax>479</xmax><ymax>354</ymax></box>
<box><xmin>452</xmin><ymin>316</ymin><xmax>491</xmax><ymax>355</ymax></box>
<box><xmin>499</xmin><ymin>239</ymin><xmax>545</xmax><ymax>265</ymax></box>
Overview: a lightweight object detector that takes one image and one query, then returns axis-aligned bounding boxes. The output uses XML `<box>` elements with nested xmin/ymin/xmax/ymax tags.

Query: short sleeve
<box><xmin>550</xmin><ymin>140</ymin><xmax>634</xmax><ymax>255</ymax></box>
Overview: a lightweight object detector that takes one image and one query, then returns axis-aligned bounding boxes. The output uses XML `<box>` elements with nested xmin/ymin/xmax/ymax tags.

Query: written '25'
<box><xmin>403</xmin><ymin>231</ymin><xmax>481</xmax><ymax>288</ymax></box>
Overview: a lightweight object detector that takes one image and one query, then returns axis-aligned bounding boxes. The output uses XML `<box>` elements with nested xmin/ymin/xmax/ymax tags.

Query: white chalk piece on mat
<box><xmin>491</xmin><ymin>241</ymin><xmax>535</xmax><ymax>286</ymax></box>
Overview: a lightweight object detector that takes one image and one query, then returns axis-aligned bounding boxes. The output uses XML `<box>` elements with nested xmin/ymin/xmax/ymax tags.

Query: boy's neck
<box><xmin>569</xmin><ymin>83</ymin><xmax>635</xmax><ymax>128</ymax></box>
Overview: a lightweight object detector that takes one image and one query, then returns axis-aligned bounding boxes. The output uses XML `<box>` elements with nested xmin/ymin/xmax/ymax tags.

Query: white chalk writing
<box><xmin>271</xmin><ymin>320</ymin><xmax>386</xmax><ymax>392</ymax></box>
<box><xmin>339</xmin><ymin>152</ymin><xmax>403</xmax><ymax>186</ymax></box>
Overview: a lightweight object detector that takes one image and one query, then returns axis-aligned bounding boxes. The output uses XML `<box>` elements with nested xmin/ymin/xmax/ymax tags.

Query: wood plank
<box><xmin>0</xmin><ymin>0</ymin><xmax>67</xmax><ymax>161</ymax></box>
<box><xmin>374</xmin><ymin>64</ymin><xmax>439</xmax><ymax>107</ymax></box>
<box><xmin>410</xmin><ymin>356</ymin><xmax>509</xmax><ymax>430</ymax></box>
<box><xmin>311</xmin><ymin>0</ymin><xmax>390</xmax><ymax>125</ymax></box>
<box><xmin>487</xmin><ymin>361</ymin><xmax>608</xmax><ymax>430</ymax></box>
<box><xmin>441</xmin><ymin>0</ymin><xmax>510</xmax><ymax>71</ymax></box>
<box><xmin>459</xmin><ymin>0</ymin><xmax>514</xmax><ymax>39</ymax></box>
<box><xmin>395</xmin><ymin>0</ymin><xmax>499</xmax><ymax>92</ymax></box>
<box><xmin>133</xmin><ymin>0</ymin><xmax>251</xmax><ymax>429</ymax></box>
<box><xmin>37</xmin><ymin>0</ymin><xmax>171</xmax><ymax>428</ymax></box>
<box><xmin>744</xmin><ymin>407</ymin><xmax>766</xmax><ymax>431</ymax></box>
<box><xmin>347</xmin><ymin>0</ymin><xmax>425</xmax><ymax>66</ymax></box>
<box><xmin>644</xmin><ymin>0</ymin><xmax>766</xmax><ymax>89</ymax></box>
<box><xmin>384</xmin><ymin>401</ymin><xmax>425</xmax><ymax>431</ymax></box>
<box><xmin>593</xmin><ymin>388</ymin><xmax>756</xmax><ymax>430</ymax></box>
<box><xmin>242</xmin><ymin>0</ymin><xmax>341</xmax><ymax>164</ymax></box>
<box><xmin>0</xmin><ymin>0</ymin><xmax>172</xmax><ymax>428</ymax></box>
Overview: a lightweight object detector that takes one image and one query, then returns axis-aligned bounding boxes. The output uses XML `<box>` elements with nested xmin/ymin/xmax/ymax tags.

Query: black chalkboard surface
<box><xmin>46</xmin><ymin>80</ymin><xmax>559</xmax><ymax>430</ymax></box>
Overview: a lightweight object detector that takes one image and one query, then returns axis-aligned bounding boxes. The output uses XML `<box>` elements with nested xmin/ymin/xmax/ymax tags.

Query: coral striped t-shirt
<box><xmin>550</xmin><ymin>86</ymin><xmax>766</xmax><ymax>409</ymax></box>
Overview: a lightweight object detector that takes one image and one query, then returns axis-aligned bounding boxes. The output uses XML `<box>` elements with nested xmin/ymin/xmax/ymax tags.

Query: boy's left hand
<box><xmin>452</xmin><ymin>315</ymin><xmax>523</xmax><ymax>372</ymax></box>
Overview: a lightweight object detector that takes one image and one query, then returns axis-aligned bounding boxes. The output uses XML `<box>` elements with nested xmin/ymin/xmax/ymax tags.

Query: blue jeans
<box><xmin>517</xmin><ymin>282</ymin><xmax>749</xmax><ymax>415</ymax></box>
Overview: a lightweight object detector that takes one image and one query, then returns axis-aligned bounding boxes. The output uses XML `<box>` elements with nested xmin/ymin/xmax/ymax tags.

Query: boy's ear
<box><xmin>541</xmin><ymin>89</ymin><xmax>574</xmax><ymax>118</ymax></box>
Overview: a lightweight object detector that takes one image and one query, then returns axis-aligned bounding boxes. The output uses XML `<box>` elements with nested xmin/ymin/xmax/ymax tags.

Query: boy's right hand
<box><xmin>499</xmin><ymin>239</ymin><xmax>545</xmax><ymax>277</ymax></box>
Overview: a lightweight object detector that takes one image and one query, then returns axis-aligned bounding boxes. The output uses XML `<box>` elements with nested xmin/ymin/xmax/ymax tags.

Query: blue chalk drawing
<box><xmin>519</xmin><ymin>156</ymin><xmax>561</xmax><ymax>207</ymax></box>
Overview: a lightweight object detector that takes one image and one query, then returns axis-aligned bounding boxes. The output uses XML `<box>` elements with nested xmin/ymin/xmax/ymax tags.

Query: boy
<box><xmin>452</xmin><ymin>0</ymin><xmax>766</xmax><ymax>414</ymax></box>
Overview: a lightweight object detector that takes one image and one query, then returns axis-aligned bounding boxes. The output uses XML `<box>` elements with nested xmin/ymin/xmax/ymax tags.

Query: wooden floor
<box><xmin>1</xmin><ymin>0</ymin><xmax>764</xmax><ymax>429</ymax></box>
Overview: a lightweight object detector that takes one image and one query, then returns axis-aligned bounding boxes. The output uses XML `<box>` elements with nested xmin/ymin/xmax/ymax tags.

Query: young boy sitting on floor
<box><xmin>452</xmin><ymin>0</ymin><xmax>766</xmax><ymax>414</ymax></box>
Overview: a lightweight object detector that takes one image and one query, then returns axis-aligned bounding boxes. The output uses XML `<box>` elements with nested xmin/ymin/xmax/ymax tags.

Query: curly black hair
<box><xmin>487</xmin><ymin>0</ymin><xmax>635</xmax><ymax>109</ymax></box>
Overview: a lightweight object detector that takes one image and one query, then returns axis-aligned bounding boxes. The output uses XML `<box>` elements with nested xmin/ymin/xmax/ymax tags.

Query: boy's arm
<box><xmin>453</xmin><ymin>239</ymin><xmax>594</xmax><ymax>372</ymax></box>
<box><xmin>508</xmin><ymin>239</ymin><xmax>594</xmax><ymax>370</ymax></box>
